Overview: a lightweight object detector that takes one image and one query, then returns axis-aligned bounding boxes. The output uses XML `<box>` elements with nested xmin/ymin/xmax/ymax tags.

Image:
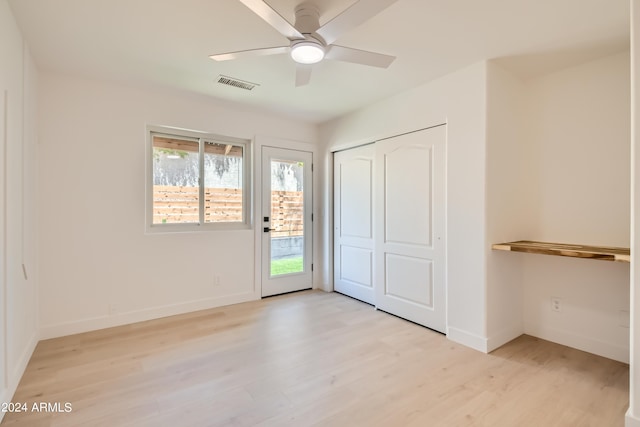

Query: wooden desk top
<box><xmin>491</xmin><ymin>240</ymin><xmax>630</xmax><ymax>263</ymax></box>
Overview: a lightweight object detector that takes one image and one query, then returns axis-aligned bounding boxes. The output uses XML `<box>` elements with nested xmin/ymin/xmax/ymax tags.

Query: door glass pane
<box><xmin>270</xmin><ymin>159</ymin><xmax>304</xmax><ymax>276</ymax></box>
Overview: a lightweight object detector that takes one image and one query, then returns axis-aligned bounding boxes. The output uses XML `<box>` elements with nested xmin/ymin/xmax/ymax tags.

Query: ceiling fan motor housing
<box><xmin>294</xmin><ymin>3</ymin><xmax>322</xmax><ymax>38</ymax></box>
<box><xmin>290</xmin><ymin>2</ymin><xmax>326</xmax><ymax>64</ymax></box>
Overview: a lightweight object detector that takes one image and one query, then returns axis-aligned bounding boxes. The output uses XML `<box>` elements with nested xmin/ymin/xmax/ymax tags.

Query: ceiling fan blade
<box><xmin>209</xmin><ymin>46</ymin><xmax>289</xmax><ymax>61</ymax></box>
<box><xmin>237</xmin><ymin>0</ymin><xmax>304</xmax><ymax>40</ymax></box>
<box><xmin>325</xmin><ymin>45</ymin><xmax>395</xmax><ymax>68</ymax></box>
<box><xmin>316</xmin><ymin>0</ymin><xmax>399</xmax><ymax>45</ymax></box>
<box><xmin>295</xmin><ymin>64</ymin><xmax>313</xmax><ymax>87</ymax></box>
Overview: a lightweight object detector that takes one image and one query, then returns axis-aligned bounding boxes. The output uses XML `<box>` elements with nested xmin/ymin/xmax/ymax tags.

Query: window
<box><xmin>147</xmin><ymin>126</ymin><xmax>251</xmax><ymax>231</ymax></box>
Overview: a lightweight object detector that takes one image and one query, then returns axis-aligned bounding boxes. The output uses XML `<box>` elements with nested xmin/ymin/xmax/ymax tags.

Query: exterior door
<box><xmin>261</xmin><ymin>146</ymin><xmax>313</xmax><ymax>297</ymax></box>
<box><xmin>374</xmin><ymin>125</ymin><xmax>446</xmax><ymax>333</ymax></box>
<box><xmin>333</xmin><ymin>144</ymin><xmax>375</xmax><ymax>304</ymax></box>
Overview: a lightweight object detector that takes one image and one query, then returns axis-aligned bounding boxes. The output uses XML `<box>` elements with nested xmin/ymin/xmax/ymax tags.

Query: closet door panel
<box><xmin>334</xmin><ymin>144</ymin><xmax>375</xmax><ymax>304</ymax></box>
<box><xmin>375</xmin><ymin>125</ymin><xmax>446</xmax><ymax>333</ymax></box>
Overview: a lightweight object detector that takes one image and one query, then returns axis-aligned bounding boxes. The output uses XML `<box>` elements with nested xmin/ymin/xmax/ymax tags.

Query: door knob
<box><xmin>263</xmin><ymin>227</ymin><xmax>275</xmax><ymax>232</ymax></box>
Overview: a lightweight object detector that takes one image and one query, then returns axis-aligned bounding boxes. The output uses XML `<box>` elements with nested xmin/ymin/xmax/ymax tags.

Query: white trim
<box><xmin>253</xmin><ymin>136</ymin><xmax>261</xmax><ymax>297</ymax></box>
<box><xmin>524</xmin><ymin>323</ymin><xmax>629</xmax><ymax>363</ymax></box>
<box><xmin>9</xmin><ymin>331</ymin><xmax>37</xmax><ymax>393</ymax></box>
<box><xmin>447</xmin><ymin>326</ymin><xmax>488</xmax><ymax>353</ymax></box>
<box><xmin>198</xmin><ymin>134</ymin><xmax>205</xmax><ymax>224</ymax></box>
<box><xmin>40</xmin><ymin>291</ymin><xmax>258</xmax><ymax>340</ymax></box>
<box><xmin>631</xmin><ymin>0</ymin><xmax>639</xmax><ymax>421</ymax></box>
<box><xmin>254</xmin><ymin>134</ymin><xmax>316</xmax><ymax>152</ymax></box>
<box><xmin>322</xmin><ymin>150</ymin><xmax>334</xmax><ymax>293</ymax></box>
<box><xmin>327</xmin><ymin>121</ymin><xmax>448</xmax><ymax>154</ymax></box>
<box><xmin>329</xmin><ymin>138</ymin><xmax>376</xmax><ymax>154</ymax></box>
<box><xmin>0</xmin><ymin>331</ymin><xmax>37</xmax><ymax>424</ymax></box>
<box><xmin>627</xmin><ymin>408</ymin><xmax>640</xmax><ymax>427</ymax></box>
<box><xmin>2</xmin><ymin>89</ymin><xmax>7</xmax><ymax>392</ymax></box>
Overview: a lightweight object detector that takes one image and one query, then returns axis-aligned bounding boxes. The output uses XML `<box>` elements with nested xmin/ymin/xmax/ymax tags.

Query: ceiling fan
<box><xmin>210</xmin><ymin>0</ymin><xmax>399</xmax><ymax>86</ymax></box>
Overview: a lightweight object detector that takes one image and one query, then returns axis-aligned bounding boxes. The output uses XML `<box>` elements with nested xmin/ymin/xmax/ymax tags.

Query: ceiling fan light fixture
<box><xmin>290</xmin><ymin>41</ymin><xmax>325</xmax><ymax>64</ymax></box>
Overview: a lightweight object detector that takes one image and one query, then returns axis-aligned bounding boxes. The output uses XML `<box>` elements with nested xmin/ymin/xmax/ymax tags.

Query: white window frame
<box><xmin>145</xmin><ymin>125</ymin><xmax>252</xmax><ymax>233</ymax></box>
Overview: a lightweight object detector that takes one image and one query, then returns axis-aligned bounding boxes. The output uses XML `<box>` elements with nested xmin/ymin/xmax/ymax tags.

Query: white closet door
<box><xmin>334</xmin><ymin>144</ymin><xmax>375</xmax><ymax>304</ymax></box>
<box><xmin>374</xmin><ymin>125</ymin><xmax>446</xmax><ymax>333</ymax></box>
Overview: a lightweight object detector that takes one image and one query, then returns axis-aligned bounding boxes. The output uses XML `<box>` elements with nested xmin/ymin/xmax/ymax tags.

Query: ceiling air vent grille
<box><xmin>216</xmin><ymin>75</ymin><xmax>259</xmax><ymax>91</ymax></box>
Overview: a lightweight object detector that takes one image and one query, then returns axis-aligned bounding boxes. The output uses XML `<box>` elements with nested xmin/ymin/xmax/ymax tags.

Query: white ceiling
<box><xmin>8</xmin><ymin>0</ymin><xmax>630</xmax><ymax>123</ymax></box>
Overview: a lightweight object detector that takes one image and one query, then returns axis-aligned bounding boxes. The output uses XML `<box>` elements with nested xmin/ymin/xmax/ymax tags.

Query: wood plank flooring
<box><xmin>1</xmin><ymin>290</ymin><xmax>629</xmax><ymax>426</ymax></box>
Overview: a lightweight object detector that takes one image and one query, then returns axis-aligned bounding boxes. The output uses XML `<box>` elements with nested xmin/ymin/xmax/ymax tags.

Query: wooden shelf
<box><xmin>491</xmin><ymin>240</ymin><xmax>630</xmax><ymax>263</ymax></box>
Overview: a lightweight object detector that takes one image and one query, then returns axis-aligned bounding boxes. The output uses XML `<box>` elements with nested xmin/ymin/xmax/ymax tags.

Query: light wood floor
<box><xmin>1</xmin><ymin>290</ymin><xmax>629</xmax><ymax>426</ymax></box>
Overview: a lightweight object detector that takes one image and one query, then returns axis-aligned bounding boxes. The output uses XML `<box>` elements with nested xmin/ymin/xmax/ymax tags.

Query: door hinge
<box><xmin>311</xmin><ymin>213</ymin><xmax>313</xmax><ymax>221</ymax></box>
<box><xmin>311</xmin><ymin>163</ymin><xmax>314</xmax><ymax>172</ymax></box>
<box><xmin>311</xmin><ymin>263</ymin><xmax>314</xmax><ymax>272</ymax></box>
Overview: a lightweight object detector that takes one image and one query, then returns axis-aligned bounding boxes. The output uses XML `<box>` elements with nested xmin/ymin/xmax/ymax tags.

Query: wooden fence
<box><xmin>269</xmin><ymin>190</ymin><xmax>304</xmax><ymax>238</ymax></box>
<box><xmin>153</xmin><ymin>185</ymin><xmax>303</xmax><ymax>237</ymax></box>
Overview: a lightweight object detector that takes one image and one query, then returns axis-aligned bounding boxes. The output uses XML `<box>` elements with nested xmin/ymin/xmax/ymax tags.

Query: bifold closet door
<box><xmin>333</xmin><ymin>144</ymin><xmax>375</xmax><ymax>304</ymax></box>
<box><xmin>374</xmin><ymin>125</ymin><xmax>446</xmax><ymax>333</ymax></box>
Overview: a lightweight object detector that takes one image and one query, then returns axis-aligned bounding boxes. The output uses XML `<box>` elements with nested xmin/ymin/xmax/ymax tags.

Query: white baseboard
<box><xmin>40</xmin><ymin>291</ymin><xmax>258</xmax><ymax>340</ymax></box>
<box><xmin>524</xmin><ymin>323</ymin><xmax>629</xmax><ymax>363</ymax></box>
<box><xmin>447</xmin><ymin>326</ymin><xmax>488</xmax><ymax>353</ymax></box>
<box><xmin>0</xmin><ymin>331</ymin><xmax>39</xmax><ymax>423</ymax></box>
<box><xmin>10</xmin><ymin>331</ymin><xmax>39</xmax><ymax>388</ymax></box>
<box><xmin>626</xmin><ymin>408</ymin><xmax>640</xmax><ymax>427</ymax></box>
<box><xmin>486</xmin><ymin>324</ymin><xmax>523</xmax><ymax>353</ymax></box>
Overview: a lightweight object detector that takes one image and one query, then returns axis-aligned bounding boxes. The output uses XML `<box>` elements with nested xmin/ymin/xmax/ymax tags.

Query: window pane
<box><xmin>152</xmin><ymin>135</ymin><xmax>200</xmax><ymax>224</ymax></box>
<box><xmin>203</xmin><ymin>142</ymin><xmax>243</xmax><ymax>223</ymax></box>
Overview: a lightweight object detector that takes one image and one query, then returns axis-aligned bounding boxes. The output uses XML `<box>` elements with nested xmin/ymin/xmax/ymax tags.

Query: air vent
<box><xmin>216</xmin><ymin>75</ymin><xmax>259</xmax><ymax>91</ymax></box>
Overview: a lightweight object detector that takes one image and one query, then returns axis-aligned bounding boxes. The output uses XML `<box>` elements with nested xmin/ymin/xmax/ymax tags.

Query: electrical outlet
<box><xmin>108</xmin><ymin>304</ymin><xmax>120</xmax><ymax>315</ymax></box>
<box><xmin>213</xmin><ymin>275</ymin><xmax>221</xmax><ymax>286</ymax></box>
<box><xmin>551</xmin><ymin>297</ymin><xmax>562</xmax><ymax>312</ymax></box>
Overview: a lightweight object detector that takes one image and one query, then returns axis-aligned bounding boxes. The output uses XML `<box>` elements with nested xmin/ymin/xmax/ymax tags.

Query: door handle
<box><xmin>263</xmin><ymin>227</ymin><xmax>275</xmax><ymax>232</ymax></box>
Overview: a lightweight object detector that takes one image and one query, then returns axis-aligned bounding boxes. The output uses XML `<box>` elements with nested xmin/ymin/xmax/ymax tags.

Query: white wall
<box><xmin>485</xmin><ymin>61</ymin><xmax>532</xmax><ymax>351</ymax></box>
<box><xmin>628</xmin><ymin>0</ymin><xmax>639</xmax><ymax>424</ymax></box>
<box><xmin>520</xmin><ymin>51</ymin><xmax>631</xmax><ymax>363</ymax></box>
<box><xmin>37</xmin><ymin>72</ymin><xmax>317</xmax><ymax>338</ymax></box>
<box><xmin>320</xmin><ymin>52</ymin><xmax>631</xmax><ymax>360</ymax></box>
<box><xmin>485</xmin><ymin>52</ymin><xmax>631</xmax><ymax>362</ymax></box>
<box><xmin>525</xmin><ymin>52</ymin><xmax>630</xmax><ymax>246</ymax></box>
<box><xmin>320</xmin><ymin>62</ymin><xmax>490</xmax><ymax>351</ymax></box>
<box><xmin>0</xmin><ymin>0</ymin><xmax>39</xmax><ymax>415</ymax></box>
